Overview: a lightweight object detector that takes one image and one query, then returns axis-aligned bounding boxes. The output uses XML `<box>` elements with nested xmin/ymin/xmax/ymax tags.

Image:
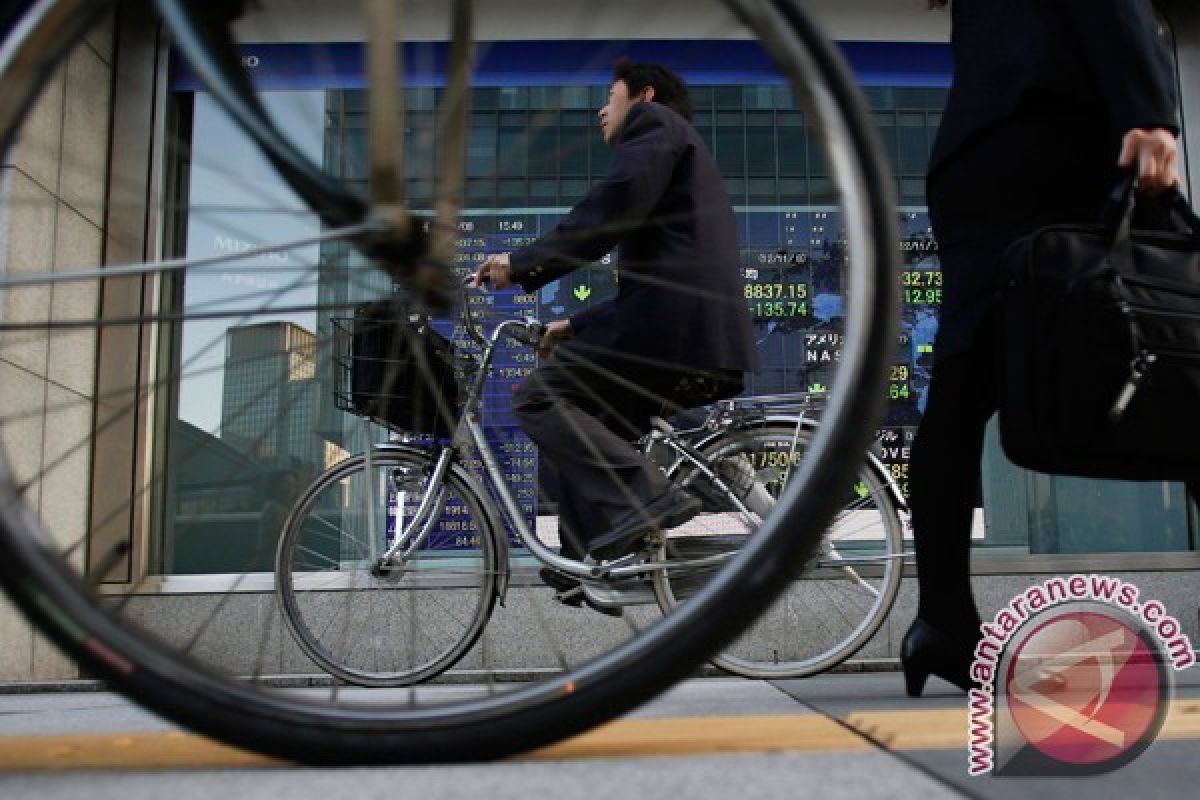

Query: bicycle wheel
<box><xmin>655</xmin><ymin>423</ymin><xmax>905</xmax><ymax>678</ymax></box>
<box><xmin>276</xmin><ymin>447</ymin><xmax>501</xmax><ymax>687</ymax></box>
<box><xmin>0</xmin><ymin>0</ymin><xmax>899</xmax><ymax>764</ymax></box>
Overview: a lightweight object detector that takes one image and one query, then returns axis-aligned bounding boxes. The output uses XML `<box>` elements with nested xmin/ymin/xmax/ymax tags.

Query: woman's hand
<box><xmin>1118</xmin><ymin>128</ymin><xmax>1181</xmax><ymax>194</ymax></box>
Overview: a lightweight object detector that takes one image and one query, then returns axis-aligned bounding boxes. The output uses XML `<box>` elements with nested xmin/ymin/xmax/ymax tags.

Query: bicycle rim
<box><xmin>0</xmin><ymin>0</ymin><xmax>899</xmax><ymax>763</ymax></box>
<box><xmin>275</xmin><ymin>448</ymin><xmax>500</xmax><ymax>687</ymax></box>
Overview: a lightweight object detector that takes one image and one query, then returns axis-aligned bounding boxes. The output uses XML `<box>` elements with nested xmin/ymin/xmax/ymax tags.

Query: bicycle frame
<box><xmin>376</xmin><ymin>288</ymin><xmax>781</xmax><ymax>586</ymax></box>
<box><xmin>368</xmin><ymin>302</ymin><xmax>615</xmax><ymax>581</ymax></box>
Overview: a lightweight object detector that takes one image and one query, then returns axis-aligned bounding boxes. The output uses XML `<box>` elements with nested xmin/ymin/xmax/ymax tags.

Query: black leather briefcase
<box><xmin>997</xmin><ymin>175</ymin><xmax>1200</xmax><ymax>481</ymax></box>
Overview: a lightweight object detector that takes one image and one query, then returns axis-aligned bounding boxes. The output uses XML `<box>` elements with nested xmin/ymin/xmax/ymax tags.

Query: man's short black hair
<box><xmin>613</xmin><ymin>59</ymin><xmax>694</xmax><ymax>121</ymax></box>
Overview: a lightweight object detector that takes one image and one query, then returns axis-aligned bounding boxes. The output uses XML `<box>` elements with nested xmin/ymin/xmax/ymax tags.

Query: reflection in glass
<box><xmin>162</xmin><ymin>74</ymin><xmax>1189</xmax><ymax>573</ymax></box>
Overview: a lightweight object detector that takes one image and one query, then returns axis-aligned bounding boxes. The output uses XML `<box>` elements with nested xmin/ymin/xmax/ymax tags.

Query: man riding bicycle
<box><xmin>473</xmin><ymin>61</ymin><xmax>758</xmax><ymax>602</ymax></box>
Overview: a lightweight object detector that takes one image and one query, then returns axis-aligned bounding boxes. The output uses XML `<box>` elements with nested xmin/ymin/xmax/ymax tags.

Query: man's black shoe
<box><xmin>587</xmin><ymin>489</ymin><xmax>703</xmax><ymax>562</ymax></box>
<box><xmin>538</xmin><ymin>567</ymin><xmax>621</xmax><ymax>617</ymax></box>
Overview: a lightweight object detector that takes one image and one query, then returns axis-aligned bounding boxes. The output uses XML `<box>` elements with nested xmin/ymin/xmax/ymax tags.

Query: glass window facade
<box><xmin>159</xmin><ymin>40</ymin><xmax>1194</xmax><ymax>576</ymax></box>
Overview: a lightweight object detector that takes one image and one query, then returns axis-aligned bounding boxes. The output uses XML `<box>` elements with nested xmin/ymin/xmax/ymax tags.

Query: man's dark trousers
<box><xmin>514</xmin><ymin>346</ymin><xmax>719</xmax><ymax>559</ymax></box>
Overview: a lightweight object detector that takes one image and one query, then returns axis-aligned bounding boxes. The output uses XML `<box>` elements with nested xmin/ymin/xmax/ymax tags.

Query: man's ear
<box><xmin>638</xmin><ymin>86</ymin><xmax>656</xmax><ymax>103</ymax></box>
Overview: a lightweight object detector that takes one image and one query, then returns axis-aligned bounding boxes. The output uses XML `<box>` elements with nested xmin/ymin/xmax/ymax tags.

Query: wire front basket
<box><xmin>332</xmin><ymin>302</ymin><xmax>462</xmax><ymax>436</ymax></box>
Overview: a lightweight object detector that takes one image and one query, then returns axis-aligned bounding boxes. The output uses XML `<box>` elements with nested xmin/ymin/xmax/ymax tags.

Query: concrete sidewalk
<box><xmin>0</xmin><ymin>672</ymin><xmax>1197</xmax><ymax>799</ymax></box>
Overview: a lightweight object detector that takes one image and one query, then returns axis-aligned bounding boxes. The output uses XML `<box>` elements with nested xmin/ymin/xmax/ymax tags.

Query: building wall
<box><xmin>0</xmin><ymin>18</ymin><xmax>116</xmax><ymax>681</ymax></box>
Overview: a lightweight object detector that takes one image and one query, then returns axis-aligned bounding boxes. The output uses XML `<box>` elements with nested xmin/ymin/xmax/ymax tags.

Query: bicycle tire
<box><xmin>275</xmin><ymin>447</ymin><xmax>501</xmax><ymax>687</ymax></box>
<box><xmin>656</xmin><ymin>423</ymin><xmax>905</xmax><ymax>678</ymax></box>
<box><xmin>0</xmin><ymin>0</ymin><xmax>899</xmax><ymax>764</ymax></box>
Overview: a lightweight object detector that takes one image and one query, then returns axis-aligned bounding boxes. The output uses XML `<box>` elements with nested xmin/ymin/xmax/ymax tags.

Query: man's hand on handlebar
<box><xmin>472</xmin><ymin>253</ymin><xmax>514</xmax><ymax>290</ymax></box>
<box><xmin>537</xmin><ymin>319</ymin><xmax>572</xmax><ymax>359</ymax></box>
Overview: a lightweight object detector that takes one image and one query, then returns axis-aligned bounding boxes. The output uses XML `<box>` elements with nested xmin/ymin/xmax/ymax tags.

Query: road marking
<box><xmin>1</xmin><ymin>701</ymin><xmax>1197</xmax><ymax>769</ymax></box>
<box><xmin>0</xmin><ymin>715</ymin><xmax>866</xmax><ymax>770</ymax></box>
<box><xmin>844</xmin><ymin>708</ymin><xmax>970</xmax><ymax>750</ymax></box>
<box><xmin>0</xmin><ymin>730</ymin><xmax>282</xmax><ymax>770</ymax></box>
<box><xmin>844</xmin><ymin>699</ymin><xmax>1200</xmax><ymax>750</ymax></box>
<box><xmin>524</xmin><ymin>714</ymin><xmax>870</xmax><ymax>760</ymax></box>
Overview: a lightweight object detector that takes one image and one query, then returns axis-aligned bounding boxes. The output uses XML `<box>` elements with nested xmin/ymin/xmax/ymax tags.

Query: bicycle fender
<box><xmin>370</xmin><ymin>443</ymin><xmax>512</xmax><ymax>601</ymax></box>
<box><xmin>863</xmin><ymin>446</ymin><xmax>909</xmax><ymax>513</ymax></box>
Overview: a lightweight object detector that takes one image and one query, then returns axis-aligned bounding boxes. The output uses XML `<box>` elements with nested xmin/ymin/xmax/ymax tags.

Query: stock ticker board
<box><xmin>390</xmin><ymin>208</ymin><xmax>939</xmax><ymax>549</ymax></box>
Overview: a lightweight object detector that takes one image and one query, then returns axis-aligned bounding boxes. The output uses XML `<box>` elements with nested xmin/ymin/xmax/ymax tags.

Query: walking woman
<box><xmin>903</xmin><ymin>0</ymin><xmax>1182</xmax><ymax>696</ymax></box>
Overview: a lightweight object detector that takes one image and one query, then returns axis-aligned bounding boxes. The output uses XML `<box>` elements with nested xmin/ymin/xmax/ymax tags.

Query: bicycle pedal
<box><xmin>588</xmin><ymin>555</ymin><xmax>636</xmax><ymax>581</ymax></box>
<box><xmin>592</xmin><ymin>538</ymin><xmax>662</xmax><ymax>574</ymax></box>
<box><xmin>554</xmin><ymin>586</ymin><xmax>585</xmax><ymax>606</ymax></box>
<box><xmin>581</xmin><ymin>581</ymin><xmax>656</xmax><ymax>609</ymax></box>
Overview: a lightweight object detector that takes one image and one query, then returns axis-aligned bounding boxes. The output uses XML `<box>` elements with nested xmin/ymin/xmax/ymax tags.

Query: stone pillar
<box><xmin>0</xmin><ymin>17</ymin><xmax>115</xmax><ymax>682</ymax></box>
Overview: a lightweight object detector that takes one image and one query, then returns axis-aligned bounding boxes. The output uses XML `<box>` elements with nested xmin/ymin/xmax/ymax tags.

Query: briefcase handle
<box><xmin>1102</xmin><ymin>168</ymin><xmax>1200</xmax><ymax>248</ymax></box>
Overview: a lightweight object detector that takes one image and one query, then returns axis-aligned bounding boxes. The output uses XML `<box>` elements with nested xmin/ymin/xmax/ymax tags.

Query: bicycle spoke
<box><xmin>525</xmin><ymin>580</ymin><xmax>571</xmax><ymax>673</ymax></box>
<box><xmin>0</xmin><ymin>0</ymin><xmax>899</xmax><ymax>762</ymax></box>
<box><xmin>0</xmin><ymin>224</ymin><xmax>374</xmax><ymax>291</ymax></box>
<box><xmin>431</xmin><ymin>0</ymin><xmax>474</xmax><ymax>267</ymax></box>
<box><xmin>364</xmin><ymin>0</ymin><xmax>406</xmax><ymax>209</ymax></box>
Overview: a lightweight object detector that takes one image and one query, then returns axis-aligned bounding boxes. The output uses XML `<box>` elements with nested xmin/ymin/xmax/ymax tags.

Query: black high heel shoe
<box><xmin>901</xmin><ymin>618</ymin><xmax>977</xmax><ymax>697</ymax></box>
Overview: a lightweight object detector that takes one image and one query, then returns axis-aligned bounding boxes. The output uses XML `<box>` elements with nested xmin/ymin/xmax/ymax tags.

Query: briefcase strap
<box><xmin>1166</xmin><ymin>191</ymin><xmax>1200</xmax><ymax>237</ymax></box>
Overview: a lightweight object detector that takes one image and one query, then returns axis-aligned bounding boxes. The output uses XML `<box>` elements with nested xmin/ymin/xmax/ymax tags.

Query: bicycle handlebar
<box><xmin>458</xmin><ymin>274</ymin><xmax>545</xmax><ymax>351</ymax></box>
